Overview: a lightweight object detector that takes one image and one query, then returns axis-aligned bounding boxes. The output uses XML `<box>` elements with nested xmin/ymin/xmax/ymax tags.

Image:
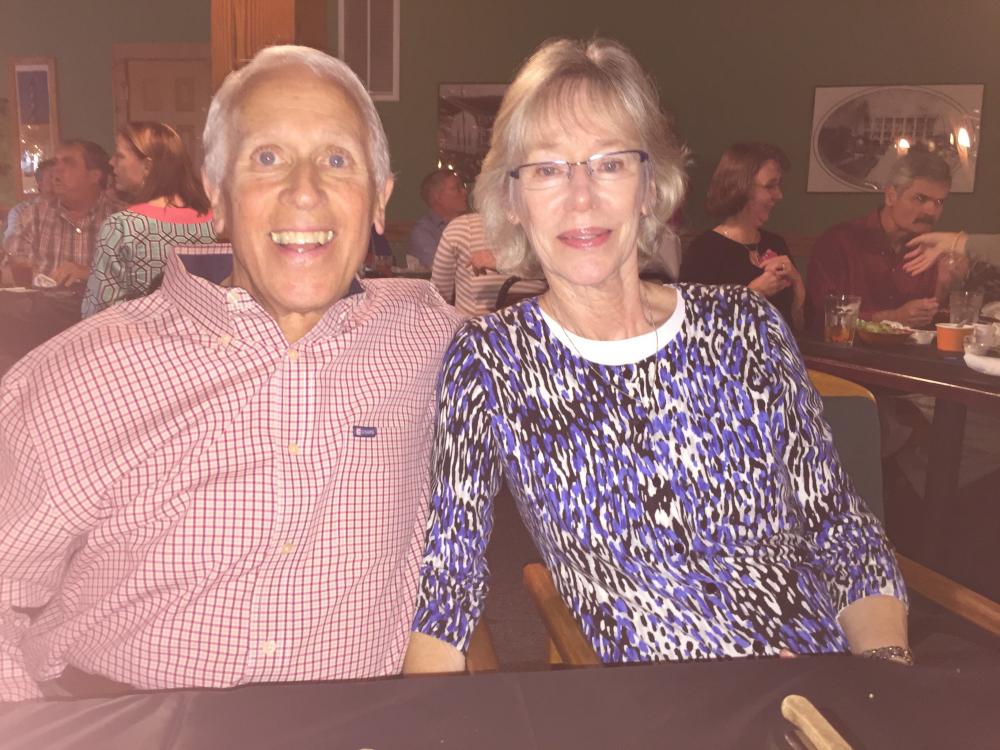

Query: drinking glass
<box><xmin>824</xmin><ymin>294</ymin><xmax>861</xmax><ymax>345</ymax></box>
<box><xmin>950</xmin><ymin>290</ymin><xmax>984</xmax><ymax>325</ymax></box>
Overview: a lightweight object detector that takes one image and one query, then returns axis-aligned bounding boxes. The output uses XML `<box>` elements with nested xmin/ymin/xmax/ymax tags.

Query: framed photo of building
<box><xmin>807</xmin><ymin>84</ymin><xmax>983</xmax><ymax>193</ymax></box>
<box><xmin>437</xmin><ymin>83</ymin><xmax>507</xmax><ymax>182</ymax></box>
<box><xmin>9</xmin><ymin>57</ymin><xmax>60</xmax><ymax>197</ymax></box>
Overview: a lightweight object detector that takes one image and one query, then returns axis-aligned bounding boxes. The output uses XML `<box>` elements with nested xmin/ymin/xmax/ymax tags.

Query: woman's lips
<box><xmin>557</xmin><ymin>228</ymin><xmax>611</xmax><ymax>249</ymax></box>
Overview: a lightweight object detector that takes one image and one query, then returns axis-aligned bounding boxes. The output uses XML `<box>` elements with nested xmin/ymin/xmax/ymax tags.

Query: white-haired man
<box><xmin>0</xmin><ymin>46</ymin><xmax>461</xmax><ymax>701</ymax></box>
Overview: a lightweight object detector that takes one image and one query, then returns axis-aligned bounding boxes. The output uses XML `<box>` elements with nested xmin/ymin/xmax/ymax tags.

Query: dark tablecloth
<box><xmin>0</xmin><ymin>288</ymin><xmax>82</xmax><ymax>376</ymax></box>
<box><xmin>0</xmin><ymin>655</ymin><xmax>997</xmax><ymax>749</ymax></box>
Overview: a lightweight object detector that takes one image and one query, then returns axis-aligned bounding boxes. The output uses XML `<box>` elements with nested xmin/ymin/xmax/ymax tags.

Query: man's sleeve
<box><xmin>430</xmin><ymin>225</ymin><xmax>460</xmax><ymax>305</ymax></box>
<box><xmin>0</xmin><ymin>379</ymin><xmax>75</xmax><ymax>701</ymax></box>
<box><xmin>410</xmin><ymin>326</ymin><xmax>502</xmax><ymax>652</ymax></box>
<box><xmin>763</xmin><ymin>304</ymin><xmax>907</xmax><ymax>614</ymax></box>
<box><xmin>408</xmin><ymin>221</ymin><xmax>439</xmax><ymax>270</ymax></box>
<box><xmin>2</xmin><ymin>202</ymin><xmax>38</xmax><ymax>260</ymax></box>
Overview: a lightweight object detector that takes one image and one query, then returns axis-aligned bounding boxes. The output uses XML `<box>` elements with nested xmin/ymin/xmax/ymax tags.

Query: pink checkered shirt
<box><xmin>0</xmin><ymin>247</ymin><xmax>461</xmax><ymax>701</ymax></box>
<box><xmin>3</xmin><ymin>192</ymin><xmax>125</xmax><ymax>275</ymax></box>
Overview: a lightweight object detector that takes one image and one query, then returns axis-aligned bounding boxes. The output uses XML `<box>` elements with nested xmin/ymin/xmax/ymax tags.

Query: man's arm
<box><xmin>408</xmin><ymin>220</ymin><xmax>441</xmax><ymax>270</ymax></box>
<box><xmin>0</xmin><ymin>380</ymin><xmax>76</xmax><ymax>701</ymax></box>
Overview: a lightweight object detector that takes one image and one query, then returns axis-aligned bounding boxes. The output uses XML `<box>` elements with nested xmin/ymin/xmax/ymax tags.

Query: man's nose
<box><xmin>282</xmin><ymin>161</ymin><xmax>323</xmax><ymax>208</ymax></box>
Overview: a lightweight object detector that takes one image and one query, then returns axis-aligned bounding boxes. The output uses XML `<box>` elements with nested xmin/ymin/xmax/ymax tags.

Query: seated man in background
<box><xmin>0</xmin><ymin>45</ymin><xmax>460</xmax><ymax>702</ymax></box>
<box><xmin>408</xmin><ymin>168</ymin><xmax>468</xmax><ymax>269</ymax></box>
<box><xmin>3</xmin><ymin>141</ymin><xmax>125</xmax><ymax>286</ymax></box>
<box><xmin>432</xmin><ymin>212</ymin><xmax>546</xmax><ymax>317</ymax></box>
<box><xmin>806</xmin><ymin>151</ymin><xmax>962</xmax><ymax>333</ymax></box>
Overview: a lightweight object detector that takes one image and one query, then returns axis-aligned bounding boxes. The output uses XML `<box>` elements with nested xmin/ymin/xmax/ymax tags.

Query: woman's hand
<box><xmin>748</xmin><ymin>255</ymin><xmax>793</xmax><ymax>298</ymax></box>
<box><xmin>903</xmin><ymin>232</ymin><xmax>966</xmax><ymax>276</ymax></box>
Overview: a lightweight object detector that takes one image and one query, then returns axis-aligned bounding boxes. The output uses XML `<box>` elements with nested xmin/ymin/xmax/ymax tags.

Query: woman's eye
<box><xmin>252</xmin><ymin>149</ymin><xmax>279</xmax><ymax>166</ymax></box>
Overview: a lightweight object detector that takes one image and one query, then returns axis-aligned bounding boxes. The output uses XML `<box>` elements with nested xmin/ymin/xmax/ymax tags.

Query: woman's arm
<box><xmin>763</xmin><ymin>303</ymin><xmax>909</xmax><ymax>651</ymax></box>
<box><xmin>405</xmin><ymin>326</ymin><xmax>503</xmax><ymax>674</ymax></box>
<box><xmin>81</xmin><ymin>216</ymin><xmax>129</xmax><ymax>318</ymax></box>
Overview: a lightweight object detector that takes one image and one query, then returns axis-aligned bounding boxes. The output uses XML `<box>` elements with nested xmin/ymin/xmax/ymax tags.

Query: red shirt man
<box><xmin>806</xmin><ymin>151</ymin><xmax>961</xmax><ymax>333</ymax></box>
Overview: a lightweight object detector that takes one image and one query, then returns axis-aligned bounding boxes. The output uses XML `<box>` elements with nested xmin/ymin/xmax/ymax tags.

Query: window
<box><xmin>338</xmin><ymin>0</ymin><xmax>399</xmax><ymax>101</ymax></box>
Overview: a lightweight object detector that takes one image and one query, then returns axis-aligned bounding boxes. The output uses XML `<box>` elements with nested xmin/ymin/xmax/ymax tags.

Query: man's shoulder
<box><xmin>361</xmin><ymin>278</ymin><xmax>463</xmax><ymax>332</ymax></box>
<box><xmin>3</xmin><ymin>296</ymin><xmax>176</xmax><ymax>392</ymax></box>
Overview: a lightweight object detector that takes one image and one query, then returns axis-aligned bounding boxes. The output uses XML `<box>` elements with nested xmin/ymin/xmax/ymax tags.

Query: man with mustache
<box><xmin>805</xmin><ymin>151</ymin><xmax>957</xmax><ymax>333</ymax></box>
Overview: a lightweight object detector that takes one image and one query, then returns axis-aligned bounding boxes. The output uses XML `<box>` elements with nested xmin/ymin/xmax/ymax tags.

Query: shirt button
<box><xmin>218</xmin><ymin>333</ymin><xmax>233</xmax><ymax>347</ymax></box>
<box><xmin>74</xmin><ymin>227</ymin><xmax>82</xmax><ymax>234</ymax></box>
<box><xmin>280</xmin><ymin>543</ymin><xmax>294</xmax><ymax>555</ymax></box>
<box><xmin>226</xmin><ymin>288</ymin><xmax>241</xmax><ymax>304</ymax></box>
<box><xmin>287</xmin><ymin>441</ymin><xmax>301</xmax><ymax>456</ymax></box>
<box><xmin>261</xmin><ymin>640</ymin><xmax>277</xmax><ymax>656</ymax></box>
<box><xmin>287</xmin><ymin>349</ymin><xmax>299</xmax><ymax>361</ymax></box>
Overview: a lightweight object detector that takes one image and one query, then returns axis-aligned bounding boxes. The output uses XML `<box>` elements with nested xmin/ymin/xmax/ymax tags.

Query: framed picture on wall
<box><xmin>807</xmin><ymin>84</ymin><xmax>983</xmax><ymax>193</ymax></box>
<box><xmin>437</xmin><ymin>84</ymin><xmax>507</xmax><ymax>182</ymax></box>
<box><xmin>8</xmin><ymin>57</ymin><xmax>60</xmax><ymax>197</ymax></box>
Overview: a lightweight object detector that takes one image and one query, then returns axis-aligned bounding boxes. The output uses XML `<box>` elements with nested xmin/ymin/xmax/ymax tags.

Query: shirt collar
<box><xmin>161</xmin><ymin>245</ymin><xmax>368</xmax><ymax>345</ymax></box>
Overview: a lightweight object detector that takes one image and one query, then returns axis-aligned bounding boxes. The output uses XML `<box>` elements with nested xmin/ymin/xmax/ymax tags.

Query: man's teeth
<box><xmin>270</xmin><ymin>230</ymin><xmax>335</xmax><ymax>246</ymax></box>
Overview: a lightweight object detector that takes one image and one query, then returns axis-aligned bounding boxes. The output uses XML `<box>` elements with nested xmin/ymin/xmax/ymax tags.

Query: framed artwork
<box><xmin>9</xmin><ymin>58</ymin><xmax>59</xmax><ymax>197</ymax></box>
<box><xmin>807</xmin><ymin>84</ymin><xmax>983</xmax><ymax>193</ymax></box>
<box><xmin>437</xmin><ymin>83</ymin><xmax>507</xmax><ymax>181</ymax></box>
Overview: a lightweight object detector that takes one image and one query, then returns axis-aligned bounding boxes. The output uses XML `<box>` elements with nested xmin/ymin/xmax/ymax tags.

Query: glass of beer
<box><xmin>824</xmin><ymin>294</ymin><xmax>861</xmax><ymax>345</ymax></box>
<box><xmin>7</xmin><ymin>254</ymin><xmax>35</xmax><ymax>287</ymax></box>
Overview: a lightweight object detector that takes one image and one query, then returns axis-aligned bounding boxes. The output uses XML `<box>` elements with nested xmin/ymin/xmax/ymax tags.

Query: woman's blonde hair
<box><xmin>473</xmin><ymin>38</ymin><xmax>688</xmax><ymax>276</ymax></box>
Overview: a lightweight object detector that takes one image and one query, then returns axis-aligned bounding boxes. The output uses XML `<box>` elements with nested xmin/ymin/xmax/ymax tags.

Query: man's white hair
<box><xmin>202</xmin><ymin>45</ymin><xmax>391</xmax><ymax>191</ymax></box>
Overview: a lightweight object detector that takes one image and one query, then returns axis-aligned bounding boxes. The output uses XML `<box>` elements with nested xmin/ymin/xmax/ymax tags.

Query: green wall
<box><xmin>0</xmin><ymin>0</ymin><xmax>210</xmax><ymax>206</ymax></box>
<box><xmin>4</xmin><ymin>0</ymin><xmax>998</xmax><ymax>236</ymax></box>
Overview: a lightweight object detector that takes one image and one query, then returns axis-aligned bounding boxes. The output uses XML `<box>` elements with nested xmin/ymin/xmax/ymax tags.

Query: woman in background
<box><xmin>82</xmin><ymin>122</ymin><xmax>216</xmax><ymax>317</ymax></box>
<box><xmin>680</xmin><ymin>142</ymin><xmax>804</xmax><ymax>330</ymax></box>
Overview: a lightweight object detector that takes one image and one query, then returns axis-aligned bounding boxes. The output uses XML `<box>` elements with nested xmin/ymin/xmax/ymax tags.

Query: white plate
<box><xmin>964</xmin><ymin>352</ymin><xmax>1000</xmax><ymax>376</ymax></box>
<box><xmin>982</xmin><ymin>301</ymin><xmax>1000</xmax><ymax>320</ymax></box>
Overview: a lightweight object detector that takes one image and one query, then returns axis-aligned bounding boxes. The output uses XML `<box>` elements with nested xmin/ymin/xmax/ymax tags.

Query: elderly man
<box><xmin>806</xmin><ymin>151</ymin><xmax>960</xmax><ymax>333</ymax></box>
<box><xmin>408</xmin><ymin>169</ymin><xmax>468</xmax><ymax>268</ymax></box>
<box><xmin>3</xmin><ymin>141</ymin><xmax>125</xmax><ymax>286</ymax></box>
<box><xmin>0</xmin><ymin>46</ymin><xmax>460</xmax><ymax>701</ymax></box>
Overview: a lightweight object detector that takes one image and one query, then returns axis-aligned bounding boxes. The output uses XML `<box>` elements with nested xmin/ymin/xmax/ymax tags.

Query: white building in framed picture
<box><xmin>807</xmin><ymin>84</ymin><xmax>983</xmax><ymax>193</ymax></box>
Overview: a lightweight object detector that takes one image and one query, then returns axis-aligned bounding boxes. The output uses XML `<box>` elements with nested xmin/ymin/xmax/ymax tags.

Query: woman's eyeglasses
<box><xmin>509</xmin><ymin>150</ymin><xmax>648</xmax><ymax>191</ymax></box>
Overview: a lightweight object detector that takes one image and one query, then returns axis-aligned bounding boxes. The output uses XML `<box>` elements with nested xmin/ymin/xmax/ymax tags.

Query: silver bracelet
<box><xmin>861</xmin><ymin>645</ymin><xmax>914</xmax><ymax>666</ymax></box>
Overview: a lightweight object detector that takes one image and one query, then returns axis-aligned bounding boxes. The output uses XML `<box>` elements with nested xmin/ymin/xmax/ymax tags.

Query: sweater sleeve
<box><xmin>81</xmin><ymin>216</ymin><xmax>129</xmax><ymax>318</ymax></box>
<box><xmin>761</xmin><ymin>301</ymin><xmax>907</xmax><ymax>614</ymax></box>
<box><xmin>410</xmin><ymin>324</ymin><xmax>503</xmax><ymax>651</ymax></box>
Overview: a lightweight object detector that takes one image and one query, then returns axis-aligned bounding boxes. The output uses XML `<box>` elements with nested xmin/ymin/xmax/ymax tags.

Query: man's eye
<box><xmin>327</xmin><ymin>153</ymin><xmax>348</xmax><ymax>168</ymax></box>
<box><xmin>252</xmin><ymin>149</ymin><xmax>279</xmax><ymax>166</ymax></box>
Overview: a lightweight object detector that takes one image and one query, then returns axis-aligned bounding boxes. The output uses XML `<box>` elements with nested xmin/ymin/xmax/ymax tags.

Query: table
<box><xmin>797</xmin><ymin>337</ymin><xmax>1000</xmax><ymax>565</ymax></box>
<box><xmin>0</xmin><ymin>287</ymin><xmax>83</xmax><ymax>376</ymax></box>
<box><xmin>0</xmin><ymin>656</ymin><xmax>997</xmax><ymax>749</ymax></box>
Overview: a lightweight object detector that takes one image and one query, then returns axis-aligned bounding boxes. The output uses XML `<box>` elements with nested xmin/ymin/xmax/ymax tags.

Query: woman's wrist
<box><xmin>860</xmin><ymin>645</ymin><xmax>914</xmax><ymax>666</ymax></box>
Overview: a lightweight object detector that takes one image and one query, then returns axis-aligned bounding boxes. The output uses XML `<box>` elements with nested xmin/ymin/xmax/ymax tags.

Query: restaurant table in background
<box><xmin>797</xmin><ymin>336</ymin><xmax>1000</xmax><ymax>566</ymax></box>
<box><xmin>0</xmin><ymin>287</ymin><xmax>83</xmax><ymax>376</ymax></box>
<box><xmin>0</xmin><ymin>655</ymin><xmax>997</xmax><ymax>749</ymax></box>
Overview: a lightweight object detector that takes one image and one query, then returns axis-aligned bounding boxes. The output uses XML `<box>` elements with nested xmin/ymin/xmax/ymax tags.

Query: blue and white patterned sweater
<box><xmin>412</xmin><ymin>284</ymin><xmax>906</xmax><ymax>662</ymax></box>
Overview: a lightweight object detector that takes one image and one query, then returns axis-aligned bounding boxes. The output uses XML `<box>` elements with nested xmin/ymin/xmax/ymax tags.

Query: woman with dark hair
<box><xmin>81</xmin><ymin>122</ymin><xmax>217</xmax><ymax>317</ymax></box>
<box><xmin>680</xmin><ymin>142</ymin><xmax>804</xmax><ymax>330</ymax></box>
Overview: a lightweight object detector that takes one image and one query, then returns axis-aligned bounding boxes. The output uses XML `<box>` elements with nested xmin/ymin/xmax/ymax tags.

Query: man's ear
<box><xmin>203</xmin><ymin>169</ymin><xmax>227</xmax><ymax>237</ymax></box>
<box><xmin>884</xmin><ymin>185</ymin><xmax>897</xmax><ymax>208</ymax></box>
<box><xmin>372</xmin><ymin>176</ymin><xmax>395</xmax><ymax>234</ymax></box>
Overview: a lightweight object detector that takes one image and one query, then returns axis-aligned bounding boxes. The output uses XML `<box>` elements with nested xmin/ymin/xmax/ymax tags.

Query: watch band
<box><xmin>861</xmin><ymin>645</ymin><xmax>914</xmax><ymax>666</ymax></box>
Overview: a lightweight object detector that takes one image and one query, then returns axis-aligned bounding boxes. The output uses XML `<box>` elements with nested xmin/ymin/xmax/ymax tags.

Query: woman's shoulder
<box><xmin>759</xmin><ymin>228</ymin><xmax>789</xmax><ymax>253</ymax></box>
<box><xmin>448</xmin><ymin>299</ymin><xmax>544</xmax><ymax>357</ymax></box>
<box><xmin>676</xmin><ymin>282</ymin><xmax>775</xmax><ymax>325</ymax></box>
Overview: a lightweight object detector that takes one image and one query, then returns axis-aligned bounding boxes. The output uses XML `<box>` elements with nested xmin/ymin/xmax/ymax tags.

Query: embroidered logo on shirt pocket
<box><xmin>353</xmin><ymin>425</ymin><xmax>378</xmax><ymax>438</ymax></box>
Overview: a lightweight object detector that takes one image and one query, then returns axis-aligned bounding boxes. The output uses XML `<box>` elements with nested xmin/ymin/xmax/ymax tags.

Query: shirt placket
<box><xmin>244</xmin><ymin>335</ymin><xmax>318</xmax><ymax>683</ymax></box>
